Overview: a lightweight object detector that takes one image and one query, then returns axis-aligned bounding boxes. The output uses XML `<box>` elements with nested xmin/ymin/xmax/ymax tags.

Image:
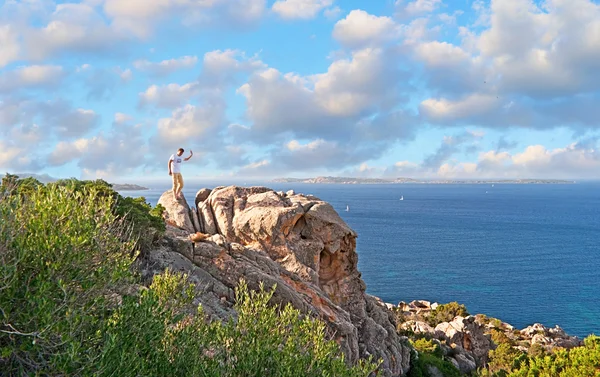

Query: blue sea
<box><xmin>122</xmin><ymin>182</ymin><xmax>600</xmax><ymax>338</ymax></box>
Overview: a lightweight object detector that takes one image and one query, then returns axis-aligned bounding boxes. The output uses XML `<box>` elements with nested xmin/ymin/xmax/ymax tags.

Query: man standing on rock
<box><xmin>168</xmin><ymin>148</ymin><xmax>193</xmax><ymax>200</ymax></box>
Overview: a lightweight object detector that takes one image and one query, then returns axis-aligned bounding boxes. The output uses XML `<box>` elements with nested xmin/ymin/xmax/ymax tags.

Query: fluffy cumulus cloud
<box><xmin>333</xmin><ymin>10</ymin><xmax>400</xmax><ymax>48</ymax></box>
<box><xmin>133</xmin><ymin>56</ymin><xmax>198</xmax><ymax>77</ymax></box>
<box><xmin>0</xmin><ymin>65</ymin><xmax>65</xmax><ymax>92</ymax></box>
<box><xmin>48</xmin><ymin>121</ymin><xmax>150</xmax><ymax>179</ymax></box>
<box><xmin>236</xmin><ymin>46</ymin><xmax>414</xmax><ymax>144</ymax></box>
<box><xmin>199</xmin><ymin>49</ymin><xmax>266</xmax><ymax>90</ymax></box>
<box><xmin>0</xmin><ymin>98</ymin><xmax>99</xmax><ymax>139</ymax></box>
<box><xmin>396</xmin><ymin>0</ymin><xmax>444</xmax><ymax>17</ymax></box>
<box><xmin>150</xmin><ymin>101</ymin><xmax>227</xmax><ymax>158</ymax></box>
<box><xmin>1</xmin><ymin>1</ymin><xmax>599</xmax><ymax>179</ymax></box>
<box><xmin>386</xmin><ymin>138</ymin><xmax>600</xmax><ymax>179</ymax></box>
<box><xmin>409</xmin><ymin>0</ymin><xmax>600</xmax><ymax>130</ymax></box>
<box><xmin>139</xmin><ymin>83</ymin><xmax>200</xmax><ymax>109</ymax></box>
<box><xmin>103</xmin><ymin>0</ymin><xmax>266</xmax><ymax>36</ymax></box>
<box><xmin>0</xmin><ymin>0</ymin><xmax>266</xmax><ymax>67</ymax></box>
<box><xmin>271</xmin><ymin>0</ymin><xmax>334</xmax><ymax>20</ymax></box>
<box><xmin>439</xmin><ymin>141</ymin><xmax>600</xmax><ymax>179</ymax></box>
<box><xmin>0</xmin><ymin>25</ymin><xmax>20</xmax><ymax>68</ymax></box>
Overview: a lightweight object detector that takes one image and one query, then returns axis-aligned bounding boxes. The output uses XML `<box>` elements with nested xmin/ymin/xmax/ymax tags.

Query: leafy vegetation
<box><xmin>476</xmin><ymin>329</ymin><xmax>599</xmax><ymax>377</ymax></box>
<box><xmin>0</xmin><ymin>180</ymin><xmax>137</xmax><ymax>374</ymax></box>
<box><xmin>427</xmin><ymin>302</ymin><xmax>470</xmax><ymax>327</ymax></box>
<box><xmin>100</xmin><ymin>275</ymin><xmax>378</xmax><ymax>377</ymax></box>
<box><xmin>0</xmin><ymin>176</ymin><xmax>377</xmax><ymax>376</ymax></box>
<box><xmin>1</xmin><ymin>174</ymin><xmax>165</xmax><ymax>253</ymax></box>
<box><xmin>408</xmin><ymin>338</ymin><xmax>461</xmax><ymax>377</ymax></box>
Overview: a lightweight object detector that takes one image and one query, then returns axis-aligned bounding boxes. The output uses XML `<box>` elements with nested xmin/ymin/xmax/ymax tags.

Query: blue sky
<box><xmin>1</xmin><ymin>0</ymin><xmax>599</xmax><ymax>183</ymax></box>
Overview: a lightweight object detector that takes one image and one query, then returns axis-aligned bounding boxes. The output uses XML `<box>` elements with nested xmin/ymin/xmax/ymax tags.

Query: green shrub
<box><xmin>507</xmin><ymin>335</ymin><xmax>600</xmax><ymax>377</ymax></box>
<box><xmin>487</xmin><ymin>342</ymin><xmax>524</xmax><ymax>376</ymax></box>
<box><xmin>408</xmin><ymin>337</ymin><xmax>460</xmax><ymax>377</ymax></box>
<box><xmin>1</xmin><ymin>175</ymin><xmax>165</xmax><ymax>253</ymax></box>
<box><xmin>0</xmin><ymin>177</ymin><xmax>377</xmax><ymax>376</ymax></box>
<box><xmin>427</xmin><ymin>302</ymin><xmax>470</xmax><ymax>327</ymax></box>
<box><xmin>490</xmin><ymin>329</ymin><xmax>513</xmax><ymax>346</ymax></box>
<box><xmin>412</xmin><ymin>338</ymin><xmax>442</xmax><ymax>358</ymax></box>
<box><xmin>407</xmin><ymin>351</ymin><xmax>461</xmax><ymax>377</ymax></box>
<box><xmin>0</xmin><ymin>183</ymin><xmax>137</xmax><ymax>375</ymax></box>
<box><xmin>100</xmin><ymin>276</ymin><xmax>379</xmax><ymax>377</ymax></box>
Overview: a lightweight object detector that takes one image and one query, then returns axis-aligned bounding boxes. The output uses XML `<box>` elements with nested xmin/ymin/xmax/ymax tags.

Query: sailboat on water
<box><xmin>345</xmin><ymin>205</ymin><xmax>349</xmax><ymax>211</ymax></box>
<box><xmin>399</xmin><ymin>195</ymin><xmax>404</xmax><ymax>201</ymax></box>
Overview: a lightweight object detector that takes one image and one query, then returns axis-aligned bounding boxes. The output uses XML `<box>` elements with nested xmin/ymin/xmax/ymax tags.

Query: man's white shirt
<box><xmin>170</xmin><ymin>154</ymin><xmax>183</xmax><ymax>173</ymax></box>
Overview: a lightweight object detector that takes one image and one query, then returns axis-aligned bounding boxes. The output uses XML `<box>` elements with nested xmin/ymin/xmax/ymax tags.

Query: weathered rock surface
<box><xmin>399</xmin><ymin>315</ymin><xmax>491</xmax><ymax>373</ymax></box>
<box><xmin>141</xmin><ymin>186</ymin><xmax>411</xmax><ymax>376</ymax></box>
<box><xmin>158</xmin><ymin>190</ymin><xmax>195</xmax><ymax>233</ymax></box>
<box><xmin>395</xmin><ymin>299</ymin><xmax>584</xmax><ymax>374</ymax></box>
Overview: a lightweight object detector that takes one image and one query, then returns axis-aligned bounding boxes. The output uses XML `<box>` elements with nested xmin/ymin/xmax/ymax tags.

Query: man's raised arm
<box><xmin>184</xmin><ymin>150</ymin><xmax>193</xmax><ymax>161</ymax></box>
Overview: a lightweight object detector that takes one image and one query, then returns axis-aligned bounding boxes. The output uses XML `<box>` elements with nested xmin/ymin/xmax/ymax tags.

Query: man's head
<box><xmin>177</xmin><ymin>148</ymin><xmax>184</xmax><ymax>156</ymax></box>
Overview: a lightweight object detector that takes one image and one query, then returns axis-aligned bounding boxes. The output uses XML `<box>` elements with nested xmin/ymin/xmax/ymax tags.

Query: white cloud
<box><xmin>133</xmin><ymin>55</ymin><xmax>198</xmax><ymax>77</ymax></box>
<box><xmin>139</xmin><ymin>82</ymin><xmax>199</xmax><ymax>109</ymax></box>
<box><xmin>0</xmin><ymin>25</ymin><xmax>20</xmax><ymax>68</ymax></box>
<box><xmin>420</xmin><ymin>94</ymin><xmax>500</xmax><ymax>123</ymax></box>
<box><xmin>48</xmin><ymin>122</ymin><xmax>149</xmax><ymax>179</ymax></box>
<box><xmin>0</xmin><ymin>65</ymin><xmax>65</xmax><ymax>92</ymax></box>
<box><xmin>395</xmin><ymin>0</ymin><xmax>443</xmax><ymax>17</ymax></box>
<box><xmin>114</xmin><ymin>112</ymin><xmax>133</xmax><ymax>124</ymax></box>
<box><xmin>0</xmin><ymin>140</ymin><xmax>24</xmax><ymax>169</ymax></box>
<box><xmin>272</xmin><ymin>0</ymin><xmax>333</xmax><ymax>20</ymax></box>
<box><xmin>439</xmin><ymin>141</ymin><xmax>600</xmax><ymax>179</ymax></box>
<box><xmin>414</xmin><ymin>41</ymin><xmax>470</xmax><ymax>67</ymax></box>
<box><xmin>152</xmin><ymin>102</ymin><xmax>226</xmax><ymax>153</ymax></box>
<box><xmin>22</xmin><ymin>3</ymin><xmax>124</xmax><ymax>61</ymax></box>
<box><xmin>382</xmin><ymin>139</ymin><xmax>600</xmax><ymax>180</ymax></box>
<box><xmin>323</xmin><ymin>6</ymin><xmax>342</xmax><ymax>20</ymax></box>
<box><xmin>103</xmin><ymin>0</ymin><xmax>266</xmax><ymax>36</ymax></box>
<box><xmin>333</xmin><ymin>10</ymin><xmax>399</xmax><ymax>48</ymax></box>
<box><xmin>405</xmin><ymin>0</ymin><xmax>443</xmax><ymax>15</ymax></box>
<box><xmin>199</xmin><ymin>49</ymin><xmax>265</xmax><ymax>90</ymax></box>
<box><xmin>118</xmin><ymin>68</ymin><xmax>133</xmax><ymax>82</ymax></box>
<box><xmin>1</xmin><ymin>0</ymin><xmax>266</xmax><ymax>66</ymax></box>
<box><xmin>76</xmin><ymin>63</ymin><xmax>91</xmax><ymax>72</ymax></box>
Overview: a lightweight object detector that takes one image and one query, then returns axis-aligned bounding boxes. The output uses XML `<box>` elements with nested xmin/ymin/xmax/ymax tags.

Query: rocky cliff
<box><xmin>139</xmin><ymin>186</ymin><xmax>411</xmax><ymax>376</ymax></box>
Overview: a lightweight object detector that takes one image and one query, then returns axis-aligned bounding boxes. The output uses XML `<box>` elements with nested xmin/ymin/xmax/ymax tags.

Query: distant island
<box><xmin>8</xmin><ymin>173</ymin><xmax>148</xmax><ymax>191</ymax></box>
<box><xmin>273</xmin><ymin>176</ymin><xmax>575</xmax><ymax>185</ymax></box>
<box><xmin>111</xmin><ymin>184</ymin><xmax>149</xmax><ymax>191</ymax></box>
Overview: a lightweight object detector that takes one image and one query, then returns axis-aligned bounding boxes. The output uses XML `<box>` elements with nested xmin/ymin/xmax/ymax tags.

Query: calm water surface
<box><xmin>122</xmin><ymin>182</ymin><xmax>600</xmax><ymax>337</ymax></box>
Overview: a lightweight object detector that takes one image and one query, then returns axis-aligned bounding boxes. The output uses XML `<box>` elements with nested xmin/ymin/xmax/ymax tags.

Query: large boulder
<box><xmin>158</xmin><ymin>190</ymin><xmax>195</xmax><ymax>233</ymax></box>
<box><xmin>146</xmin><ymin>186</ymin><xmax>411</xmax><ymax>376</ymax></box>
<box><xmin>434</xmin><ymin>316</ymin><xmax>492</xmax><ymax>369</ymax></box>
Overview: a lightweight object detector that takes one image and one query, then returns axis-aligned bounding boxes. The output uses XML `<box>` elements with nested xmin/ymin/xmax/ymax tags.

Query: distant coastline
<box><xmin>111</xmin><ymin>184</ymin><xmax>149</xmax><ymax>191</ymax></box>
<box><xmin>272</xmin><ymin>176</ymin><xmax>576</xmax><ymax>185</ymax></box>
<box><xmin>8</xmin><ymin>173</ymin><xmax>149</xmax><ymax>191</ymax></box>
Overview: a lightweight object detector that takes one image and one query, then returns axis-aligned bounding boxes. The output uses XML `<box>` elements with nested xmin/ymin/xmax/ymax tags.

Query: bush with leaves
<box><xmin>1</xmin><ymin>177</ymin><xmax>377</xmax><ymax>376</ymax></box>
<box><xmin>426</xmin><ymin>302</ymin><xmax>470</xmax><ymax>327</ymax></box>
<box><xmin>100</xmin><ymin>272</ymin><xmax>379</xmax><ymax>377</ymax></box>
<box><xmin>0</xmin><ymin>175</ymin><xmax>165</xmax><ymax>253</ymax></box>
<box><xmin>0</xmin><ymin>182</ymin><xmax>137</xmax><ymax>375</ymax></box>
<box><xmin>407</xmin><ymin>338</ymin><xmax>460</xmax><ymax>377</ymax></box>
<box><xmin>506</xmin><ymin>335</ymin><xmax>600</xmax><ymax>377</ymax></box>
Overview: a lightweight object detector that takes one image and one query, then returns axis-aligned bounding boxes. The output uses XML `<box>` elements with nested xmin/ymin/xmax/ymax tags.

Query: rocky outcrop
<box><xmin>158</xmin><ymin>190</ymin><xmax>195</xmax><ymax>233</ymax></box>
<box><xmin>395</xmin><ymin>299</ymin><xmax>584</xmax><ymax>374</ymax></box>
<box><xmin>399</xmin><ymin>316</ymin><xmax>491</xmax><ymax>373</ymax></box>
<box><xmin>140</xmin><ymin>186</ymin><xmax>411</xmax><ymax>376</ymax></box>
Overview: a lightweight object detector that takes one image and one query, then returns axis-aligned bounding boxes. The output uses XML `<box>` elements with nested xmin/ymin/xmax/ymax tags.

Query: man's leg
<box><xmin>177</xmin><ymin>174</ymin><xmax>184</xmax><ymax>198</ymax></box>
<box><xmin>172</xmin><ymin>174</ymin><xmax>178</xmax><ymax>200</ymax></box>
